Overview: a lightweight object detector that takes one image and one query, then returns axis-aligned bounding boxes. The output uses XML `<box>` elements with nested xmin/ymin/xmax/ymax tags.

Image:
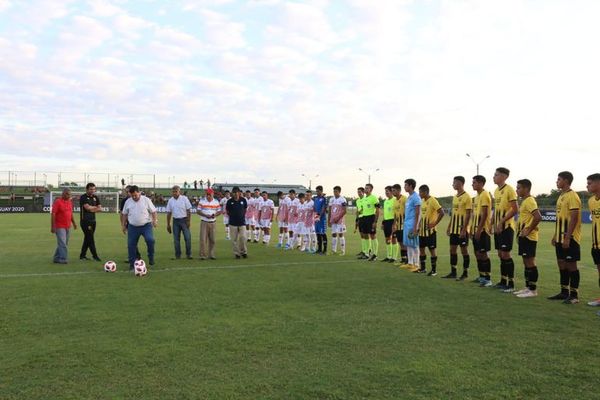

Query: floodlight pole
<box><xmin>466</xmin><ymin>153</ymin><xmax>490</xmax><ymax>175</ymax></box>
<box><xmin>301</xmin><ymin>173</ymin><xmax>319</xmax><ymax>190</ymax></box>
<box><xmin>358</xmin><ymin>168</ymin><xmax>380</xmax><ymax>184</ymax></box>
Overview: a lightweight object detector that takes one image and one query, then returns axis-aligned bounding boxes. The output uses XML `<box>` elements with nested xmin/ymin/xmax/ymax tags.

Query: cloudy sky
<box><xmin>1</xmin><ymin>0</ymin><xmax>599</xmax><ymax>196</ymax></box>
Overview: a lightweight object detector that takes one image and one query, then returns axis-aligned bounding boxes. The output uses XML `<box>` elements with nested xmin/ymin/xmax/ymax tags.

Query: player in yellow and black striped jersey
<box><xmin>586</xmin><ymin>173</ymin><xmax>600</xmax><ymax>307</ymax></box>
<box><xmin>492</xmin><ymin>167</ymin><xmax>519</xmax><ymax>291</ymax></box>
<box><xmin>418</xmin><ymin>185</ymin><xmax>444</xmax><ymax>275</ymax></box>
<box><xmin>471</xmin><ymin>175</ymin><xmax>493</xmax><ymax>286</ymax></box>
<box><xmin>444</xmin><ymin>176</ymin><xmax>472</xmax><ymax>280</ymax></box>
<box><xmin>548</xmin><ymin>171</ymin><xmax>582</xmax><ymax>304</ymax></box>
<box><xmin>392</xmin><ymin>184</ymin><xmax>408</xmax><ymax>265</ymax></box>
<box><xmin>514</xmin><ymin>179</ymin><xmax>542</xmax><ymax>298</ymax></box>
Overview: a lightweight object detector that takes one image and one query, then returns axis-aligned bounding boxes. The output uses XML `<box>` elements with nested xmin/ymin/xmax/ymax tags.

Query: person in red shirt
<box><xmin>51</xmin><ymin>188</ymin><xmax>77</xmax><ymax>264</ymax></box>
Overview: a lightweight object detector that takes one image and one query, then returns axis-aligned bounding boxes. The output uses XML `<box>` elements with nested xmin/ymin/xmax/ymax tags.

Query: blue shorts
<box><xmin>403</xmin><ymin>223</ymin><xmax>419</xmax><ymax>248</ymax></box>
<box><xmin>315</xmin><ymin>219</ymin><xmax>326</xmax><ymax>234</ymax></box>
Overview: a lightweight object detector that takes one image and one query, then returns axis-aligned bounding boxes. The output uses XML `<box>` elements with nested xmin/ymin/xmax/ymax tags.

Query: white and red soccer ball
<box><xmin>103</xmin><ymin>261</ymin><xmax>117</xmax><ymax>273</ymax></box>
<box><xmin>134</xmin><ymin>259</ymin><xmax>147</xmax><ymax>277</ymax></box>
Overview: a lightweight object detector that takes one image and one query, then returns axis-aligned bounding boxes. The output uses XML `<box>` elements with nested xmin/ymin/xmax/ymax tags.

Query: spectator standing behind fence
<box><xmin>121</xmin><ymin>185</ymin><xmax>157</xmax><ymax>270</ymax></box>
<box><xmin>79</xmin><ymin>183</ymin><xmax>102</xmax><ymax>261</ymax></box>
<box><xmin>51</xmin><ymin>188</ymin><xmax>77</xmax><ymax>264</ymax></box>
<box><xmin>226</xmin><ymin>186</ymin><xmax>248</xmax><ymax>259</ymax></box>
<box><xmin>166</xmin><ymin>185</ymin><xmax>193</xmax><ymax>260</ymax></box>
<box><xmin>197</xmin><ymin>188</ymin><xmax>222</xmax><ymax>260</ymax></box>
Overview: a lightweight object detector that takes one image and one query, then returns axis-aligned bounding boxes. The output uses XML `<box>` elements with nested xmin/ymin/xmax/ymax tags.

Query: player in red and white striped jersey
<box><xmin>276</xmin><ymin>191</ymin><xmax>290</xmax><ymax>248</ymax></box>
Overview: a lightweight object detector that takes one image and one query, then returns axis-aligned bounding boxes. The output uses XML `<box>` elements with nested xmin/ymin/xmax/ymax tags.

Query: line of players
<box><xmin>354</xmin><ymin>169</ymin><xmax>600</xmax><ymax>308</ymax></box>
<box><xmin>218</xmin><ymin>186</ymin><xmax>347</xmax><ymax>254</ymax></box>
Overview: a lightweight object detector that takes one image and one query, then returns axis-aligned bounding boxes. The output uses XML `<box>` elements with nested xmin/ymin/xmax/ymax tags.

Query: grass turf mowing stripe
<box><xmin>0</xmin><ymin>259</ymin><xmax>363</xmax><ymax>279</ymax></box>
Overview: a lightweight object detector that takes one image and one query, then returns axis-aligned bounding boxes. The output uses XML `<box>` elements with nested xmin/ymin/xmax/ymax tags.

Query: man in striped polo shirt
<box><xmin>197</xmin><ymin>188</ymin><xmax>222</xmax><ymax>260</ymax></box>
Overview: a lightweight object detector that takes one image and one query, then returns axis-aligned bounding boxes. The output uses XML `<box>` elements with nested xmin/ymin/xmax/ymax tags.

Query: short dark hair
<box><xmin>558</xmin><ymin>171</ymin><xmax>574</xmax><ymax>184</ymax></box>
<box><xmin>587</xmin><ymin>173</ymin><xmax>600</xmax><ymax>181</ymax></box>
<box><xmin>86</xmin><ymin>183</ymin><xmax>95</xmax><ymax>190</ymax></box>
<box><xmin>261</xmin><ymin>191</ymin><xmax>268</xmax><ymax>194</ymax></box>
<box><xmin>517</xmin><ymin>179</ymin><xmax>532</xmax><ymax>190</ymax></box>
<box><xmin>232</xmin><ymin>186</ymin><xmax>240</xmax><ymax>193</ymax></box>
<box><xmin>333</xmin><ymin>185</ymin><xmax>341</xmax><ymax>191</ymax></box>
<box><xmin>419</xmin><ymin>184</ymin><xmax>429</xmax><ymax>193</ymax></box>
<box><xmin>453</xmin><ymin>176</ymin><xmax>465</xmax><ymax>184</ymax></box>
<box><xmin>365</xmin><ymin>183</ymin><xmax>373</xmax><ymax>190</ymax></box>
<box><xmin>315</xmin><ymin>185</ymin><xmax>323</xmax><ymax>191</ymax></box>
<box><xmin>289</xmin><ymin>189</ymin><xmax>296</xmax><ymax>194</ymax></box>
<box><xmin>496</xmin><ymin>167</ymin><xmax>510</xmax><ymax>176</ymax></box>
<box><xmin>472</xmin><ymin>175</ymin><xmax>486</xmax><ymax>184</ymax></box>
<box><xmin>306</xmin><ymin>190</ymin><xmax>312</xmax><ymax>194</ymax></box>
<box><xmin>245</xmin><ymin>190</ymin><xmax>251</xmax><ymax>193</ymax></box>
<box><xmin>384</xmin><ymin>185</ymin><xmax>392</xmax><ymax>191</ymax></box>
<box><xmin>254</xmin><ymin>188</ymin><xmax>260</xmax><ymax>192</ymax></box>
<box><xmin>224</xmin><ymin>190</ymin><xmax>230</xmax><ymax>194</ymax></box>
<box><xmin>404</xmin><ymin>179</ymin><xmax>416</xmax><ymax>189</ymax></box>
<box><xmin>298</xmin><ymin>193</ymin><xmax>305</xmax><ymax>199</ymax></box>
<box><xmin>357</xmin><ymin>187</ymin><xmax>365</xmax><ymax>192</ymax></box>
<box><xmin>128</xmin><ymin>185</ymin><xmax>140</xmax><ymax>194</ymax></box>
<box><xmin>392</xmin><ymin>184</ymin><xmax>401</xmax><ymax>190</ymax></box>
<box><xmin>277</xmin><ymin>190</ymin><xmax>283</xmax><ymax>196</ymax></box>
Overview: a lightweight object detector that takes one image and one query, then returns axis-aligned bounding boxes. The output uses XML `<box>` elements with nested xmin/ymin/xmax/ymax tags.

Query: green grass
<box><xmin>1</xmin><ymin>213</ymin><xmax>599</xmax><ymax>399</ymax></box>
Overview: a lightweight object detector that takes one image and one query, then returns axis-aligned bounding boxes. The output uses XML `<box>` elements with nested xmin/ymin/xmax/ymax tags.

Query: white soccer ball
<box><xmin>103</xmin><ymin>261</ymin><xmax>117</xmax><ymax>273</ymax></box>
<box><xmin>134</xmin><ymin>259</ymin><xmax>147</xmax><ymax>277</ymax></box>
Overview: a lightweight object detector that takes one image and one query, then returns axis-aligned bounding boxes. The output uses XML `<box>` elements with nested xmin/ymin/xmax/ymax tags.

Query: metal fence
<box><xmin>0</xmin><ymin>170</ymin><xmax>217</xmax><ymax>190</ymax></box>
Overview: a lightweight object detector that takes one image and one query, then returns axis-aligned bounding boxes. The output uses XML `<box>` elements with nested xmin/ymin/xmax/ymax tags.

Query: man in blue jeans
<box><xmin>121</xmin><ymin>185</ymin><xmax>158</xmax><ymax>270</ymax></box>
<box><xmin>166</xmin><ymin>185</ymin><xmax>193</xmax><ymax>260</ymax></box>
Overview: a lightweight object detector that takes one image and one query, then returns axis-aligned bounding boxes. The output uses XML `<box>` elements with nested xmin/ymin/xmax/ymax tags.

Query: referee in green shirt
<box><xmin>359</xmin><ymin>183</ymin><xmax>381</xmax><ymax>261</ymax></box>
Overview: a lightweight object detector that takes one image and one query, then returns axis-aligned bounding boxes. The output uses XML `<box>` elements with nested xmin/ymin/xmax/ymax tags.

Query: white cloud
<box><xmin>88</xmin><ymin>0</ymin><xmax>122</xmax><ymax>17</ymax></box>
<box><xmin>0</xmin><ymin>0</ymin><xmax>12</xmax><ymax>12</ymax></box>
<box><xmin>198</xmin><ymin>8</ymin><xmax>246</xmax><ymax>49</ymax></box>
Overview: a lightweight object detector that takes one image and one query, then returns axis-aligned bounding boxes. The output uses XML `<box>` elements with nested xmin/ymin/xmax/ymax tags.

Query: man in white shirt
<box><xmin>166</xmin><ymin>185</ymin><xmax>193</xmax><ymax>260</ymax></box>
<box><xmin>120</xmin><ymin>185</ymin><xmax>158</xmax><ymax>270</ymax></box>
<box><xmin>197</xmin><ymin>188</ymin><xmax>223</xmax><ymax>260</ymax></box>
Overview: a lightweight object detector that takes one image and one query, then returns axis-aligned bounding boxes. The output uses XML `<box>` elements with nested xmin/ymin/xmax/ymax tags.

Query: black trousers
<box><xmin>80</xmin><ymin>220</ymin><xmax>98</xmax><ymax>258</ymax></box>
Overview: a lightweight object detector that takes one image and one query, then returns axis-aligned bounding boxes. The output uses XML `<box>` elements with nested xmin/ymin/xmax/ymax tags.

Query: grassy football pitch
<box><xmin>1</xmin><ymin>213</ymin><xmax>599</xmax><ymax>399</ymax></box>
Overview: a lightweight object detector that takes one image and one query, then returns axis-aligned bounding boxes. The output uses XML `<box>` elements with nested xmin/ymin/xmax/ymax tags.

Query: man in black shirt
<box><xmin>80</xmin><ymin>183</ymin><xmax>102</xmax><ymax>261</ymax></box>
<box><xmin>226</xmin><ymin>186</ymin><xmax>248</xmax><ymax>259</ymax></box>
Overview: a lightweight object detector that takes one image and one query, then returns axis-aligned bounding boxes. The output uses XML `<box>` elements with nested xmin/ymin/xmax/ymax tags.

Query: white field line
<box><xmin>0</xmin><ymin>259</ymin><xmax>360</xmax><ymax>279</ymax></box>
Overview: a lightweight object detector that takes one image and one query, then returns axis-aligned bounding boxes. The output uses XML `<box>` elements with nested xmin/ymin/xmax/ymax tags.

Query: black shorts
<box><xmin>494</xmin><ymin>228</ymin><xmax>514</xmax><ymax>252</ymax></box>
<box><xmin>592</xmin><ymin>249</ymin><xmax>600</xmax><ymax>265</ymax></box>
<box><xmin>518</xmin><ymin>237</ymin><xmax>537</xmax><ymax>258</ymax></box>
<box><xmin>592</xmin><ymin>248</ymin><xmax>600</xmax><ymax>265</ymax></box>
<box><xmin>359</xmin><ymin>215</ymin><xmax>376</xmax><ymax>235</ymax></box>
<box><xmin>382</xmin><ymin>219</ymin><xmax>394</xmax><ymax>237</ymax></box>
<box><xmin>449</xmin><ymin>233</ymin><xmax>468</xmax><ymax>247</ymax></box>
<box><xmin>419</xmin><ymin>232</ymin><xmax>437</xmax><ymax>249</ymax></box>
<box><xmin>555</xmin><ymin>240</ymin><xmax>581</xmax><ymax>262</ymax></box>
<box><xmin>472</xmin><ymin>232</ymin><xmax>491</xmax><ymax>253</ymax></box>
<box><xmin>394</xmin><ymin>230</ymin><xmax>403</xmax><ymax>244</ymax></box>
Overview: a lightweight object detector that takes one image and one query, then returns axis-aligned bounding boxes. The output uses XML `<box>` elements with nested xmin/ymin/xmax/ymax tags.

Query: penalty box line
<box><xmin>0</xmin><ymin>259</ymin><xmax>362</xmax><ymax>279</ymax></box>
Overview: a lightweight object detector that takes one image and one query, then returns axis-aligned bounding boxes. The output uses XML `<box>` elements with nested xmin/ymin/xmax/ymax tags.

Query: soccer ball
<box><xmin>134</xmin><ymin>259</ymin><xmax>147</xmax><ymax>277</ymax></box>
<box><xmin>103</xmin><ymin>261</ymin><xmax>117</xmax><ymax>273</ymax></box>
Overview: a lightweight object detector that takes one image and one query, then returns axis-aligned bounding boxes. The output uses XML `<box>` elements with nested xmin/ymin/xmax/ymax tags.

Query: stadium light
<box><xmin>301</xmin><ymin>173</ymin><xmax>319</xmax><ymax>190</ymax></box>
<box><xmin>465</xmin><ymin>154</ymin><xmax>490</xmax><ymax>175</ymax></box>
<box><xmin>358</xmin><ymin>168</ymin><xmax>380</xmax><ymax>184</ymax></box>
